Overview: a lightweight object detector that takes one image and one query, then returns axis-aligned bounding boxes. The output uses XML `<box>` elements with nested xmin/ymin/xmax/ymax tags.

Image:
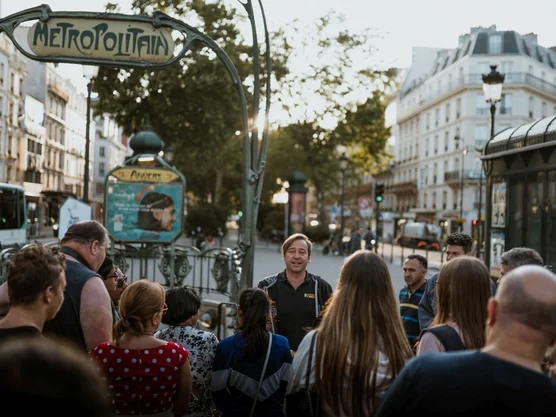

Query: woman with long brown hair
<box><xmin>286</xmin><ymin>250</ymin><xmax>413</xmax><ymax>417</ymax></box>
<box><xmin>417</xmin><ymin>256</ymin><xmax>492</xmax><ymax>354</ymax></box>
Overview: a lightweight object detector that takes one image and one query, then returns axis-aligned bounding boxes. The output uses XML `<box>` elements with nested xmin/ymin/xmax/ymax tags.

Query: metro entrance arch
<box><xmin>0</xmin><ymin>3</ymin><xmax>271</xmax><ymax>291</ymax></box>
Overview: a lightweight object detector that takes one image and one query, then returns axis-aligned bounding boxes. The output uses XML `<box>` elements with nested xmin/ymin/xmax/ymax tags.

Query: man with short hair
<box><xmin>0</xmin><ymin>246</ymin><xmax>66</xmax><ymax>342</ymax></box>
<box><xmin>418</xmin><ymin>232</ymin><xmax>476</xmax><ymax>330</ymax></box>
<box><xmin>400</xmin><ymin>254</ymin><xmax>428</xmax><ymax>352</ymax></box>
<box><xmin>375</xmin><ymin>265</ymin><xmax>556</xmax><ymax>416</ymax></box>
<box><xmin>499</xmin><ymin>247</ymin><xmax>544</xmax><ymax>285</ymax></box>
<box><xmin>0</xmin><ymin>220</ymin><xmax>113</xmax><ymax>352</ymax></box>
<box><xmin>257</xmin><ymin>233</ymin><xmax>333</xmax><ymax>351</ymax></box>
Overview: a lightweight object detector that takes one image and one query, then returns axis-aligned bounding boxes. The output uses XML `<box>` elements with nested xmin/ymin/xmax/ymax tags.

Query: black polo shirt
<box><xmin>258</xmin><ymin>271</ymin><xmax>333</xmax><ymax>351</ymax></box>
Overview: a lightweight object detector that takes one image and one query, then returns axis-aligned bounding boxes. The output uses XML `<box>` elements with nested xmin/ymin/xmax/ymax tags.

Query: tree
<box><xmin>95</xmin><ymin>0</ymin><xmax>288</xmax><ymax>211</ymax></box>
<box><xmin>261</xmin><ymin>12</ymin><xmax>397</xmax><ymax>224</ymax></box>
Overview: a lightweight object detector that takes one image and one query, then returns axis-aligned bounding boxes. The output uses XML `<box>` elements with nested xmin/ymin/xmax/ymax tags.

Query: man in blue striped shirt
<box><xmin>399</xmin><ymin>254</ymin><xmax>428</xmax><ymax>353</ymax></box>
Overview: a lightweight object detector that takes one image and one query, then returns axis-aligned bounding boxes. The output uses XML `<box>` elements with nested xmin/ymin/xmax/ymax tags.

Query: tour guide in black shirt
<box><xmin>258</xmin><ymin>233</ymin><xmax>333</xmax><ymax>351</ymax></box>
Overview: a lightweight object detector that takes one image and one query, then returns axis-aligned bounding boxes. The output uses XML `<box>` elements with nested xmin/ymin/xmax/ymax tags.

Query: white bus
<box><xmin>0</xmin><ymin>183</ymin><xmax>27</xmax><ymax>249</ymax></box>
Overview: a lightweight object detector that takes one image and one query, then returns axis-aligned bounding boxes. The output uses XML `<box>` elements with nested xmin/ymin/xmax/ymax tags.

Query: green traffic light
<box><xmin>375</xmin><ymin>196</ymin><xmax>383</xmax><ymax>203</ymax></box>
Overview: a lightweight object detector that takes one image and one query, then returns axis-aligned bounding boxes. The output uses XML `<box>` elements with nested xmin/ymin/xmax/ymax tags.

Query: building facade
<box><xmin>92</xmin><ymin>111</ymin><xmax>127</xmax><ymax>221</ymax></box>
<box><xmin>393</xmin><ymin>25</ymin><xmax>556</xmax><ymax>238</ymax></box>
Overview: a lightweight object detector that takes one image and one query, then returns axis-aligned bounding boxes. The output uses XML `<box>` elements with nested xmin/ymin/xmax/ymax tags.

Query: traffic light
<box><xmin>375</xmin><ymin>183</ymin><xmax>384</xmax><ymax>203</ymax></box>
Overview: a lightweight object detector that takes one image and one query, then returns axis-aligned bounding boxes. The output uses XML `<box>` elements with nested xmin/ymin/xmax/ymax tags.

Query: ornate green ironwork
<box><xmin>0</xmin><ymin>2</ymin><xmax>272</xmax><ymax>290</ymax></box>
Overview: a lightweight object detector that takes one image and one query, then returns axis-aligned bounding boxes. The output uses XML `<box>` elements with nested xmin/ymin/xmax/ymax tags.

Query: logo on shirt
<box><xmin>304</xmin><ymin>293</ymin><xmax>315</xmax><ymax>299</ymax></box>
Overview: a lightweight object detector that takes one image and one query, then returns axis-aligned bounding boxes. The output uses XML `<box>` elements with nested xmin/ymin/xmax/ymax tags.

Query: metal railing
<box><xmin>0</xmin><ymin>241</ymin><xmax>242</xmax><ymax>301</ymax></box>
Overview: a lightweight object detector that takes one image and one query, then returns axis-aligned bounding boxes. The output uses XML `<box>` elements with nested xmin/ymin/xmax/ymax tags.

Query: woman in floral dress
<box><xmin>156</xmin><ymin>285</ymin><xmax>219</xmax><ymax>417</ymax></box>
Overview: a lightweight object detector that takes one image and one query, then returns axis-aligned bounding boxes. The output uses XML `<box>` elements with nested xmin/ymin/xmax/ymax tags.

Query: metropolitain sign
<box><xmin>27</xmin><ymin>18</ymin><xmax>175</xmax><ymax>62</ymax></box>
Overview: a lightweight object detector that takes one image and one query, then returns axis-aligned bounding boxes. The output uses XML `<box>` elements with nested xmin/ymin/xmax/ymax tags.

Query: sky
<box><xmin>3</xmin><ymin>0</ymin><xmax>556</xmax><ymax>123</ymax></box>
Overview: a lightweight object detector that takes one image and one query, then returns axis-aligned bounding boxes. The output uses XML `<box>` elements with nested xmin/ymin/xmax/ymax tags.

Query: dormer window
<box><xmin>489</xmin><ymin>34</ymin><xmax>502</xmax><ymax>54</ymax></box>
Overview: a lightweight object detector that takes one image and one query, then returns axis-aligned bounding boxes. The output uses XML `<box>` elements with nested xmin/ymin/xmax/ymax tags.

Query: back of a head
<box><xmin>162</xmin><ymin>285</ymin><xmax>201</xmax><ymax>326</ymax></box>
<box><xmin>330</xmin><ymin>251</ymin><xmax>399</xmax><ymax>330</ymax></box>
<box><xmin>496</xmin><ymin>265</ymin><xmax>556</xmax><ymax>337</ymax></box>
<box><xmin>316</xmin><ymin>250</ymin><xmax>412</xmax><ymax>416</ymax></box>
<box><xmin>61</xmin><ymin>220</ymin><xmax>108</xmax><ymax>247</ymax></box>
<box><xmin>97</xmin><ymin>256</ymin><xmax>114</xmax><ymax>279</ymax></box>
<box><xmin>8</xmin><ymin>246</ymin><xmax>66</xmax><ymax>306</ymax></box>
<box><xmin>435</xmin><ymin>256</ymin><xmax>491</xmax><ymax>348</ymax></box>
<box><xmin>0</xmin><ymin>337</ymin><xmax>110</xmax><ymax>416</ymax></box>
<box><xmin>114</xmin><ymin>280</ymin><xmax>165</xmax><ymax>344</ymax></box>
<box><xmin>501</xmin><ymin>247</ymin><xmax>544</xmax><ymax>270</ymax></box>
<box><xmin>238</xmin><ymin>288</ymin><xmax>270</xmax><ymax>359</ymax></box>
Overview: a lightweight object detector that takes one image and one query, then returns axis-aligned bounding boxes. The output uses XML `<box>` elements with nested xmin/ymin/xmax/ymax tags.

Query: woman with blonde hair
<box><xmin>286</xmin><ymin>250</ymin><xmax>413</xmax><ymax>417</ymax></box>
<box><xmin>90</xmin><ymin>280</ymin><xmax>192</xmax><ymax>417</ymax></box>
<box><xmin>417</xmin><ymin>256</ymin><xmax>492</xmax><ymax>354</ymax></box>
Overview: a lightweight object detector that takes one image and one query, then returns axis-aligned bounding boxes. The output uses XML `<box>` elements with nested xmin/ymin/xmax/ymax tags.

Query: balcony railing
<box><xmin>399</xmin><ymin>72</ymin><xmax>556</xmax><ymax>120</ymax></box>
<box><xmin>444</xmin><ymin>170</ymin><xmax>485</xmax><ymax>183</ymax></box>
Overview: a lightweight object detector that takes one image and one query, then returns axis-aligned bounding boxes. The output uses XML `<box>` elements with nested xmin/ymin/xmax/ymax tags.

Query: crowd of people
<box><xmin>0</xmin><ymin>222</ymin><xmax>556</xmax><ymax>416</ymax></box>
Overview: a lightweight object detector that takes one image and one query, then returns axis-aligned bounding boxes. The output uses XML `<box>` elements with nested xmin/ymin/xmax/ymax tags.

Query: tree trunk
<box><xmin>214</xmin><ymin>168</ymin><xmax>223</xmax><ymax>205</ymax></box>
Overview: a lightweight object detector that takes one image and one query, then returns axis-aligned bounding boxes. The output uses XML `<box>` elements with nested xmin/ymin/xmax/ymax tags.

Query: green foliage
<box><xmin>184</xmin><ymin>202</ymin><xmax>227</xmax><ymax>236</ymax></box>
<box><xmin>94</xmin><ymin>0</ymin><xmax>289</xmax><ymax>208</ymax></box>
<box><xmin>305</xmin><ymin>223</ymin><xmax>331</xmax><ymax>244</ymax></box>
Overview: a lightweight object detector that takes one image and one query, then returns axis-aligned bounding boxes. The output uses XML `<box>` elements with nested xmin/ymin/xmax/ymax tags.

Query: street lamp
<box><xmin>339</xmin><ymin>152</ymin><xmax>349</xmax><ymax>255</ymax></box>
<box><xmin>82</xmin><ymin>65</ymin><xmax>99</xmax><ymax>203</ymax></box>
<box><xmin>454</xmin><ymin>136</ymin><xmax>467</xmax><ymax>232</ymax></box>
<box><xmin>480</xmin><ymin>65</ymin><xmax>505</xmax><ymax>257</ymax></box>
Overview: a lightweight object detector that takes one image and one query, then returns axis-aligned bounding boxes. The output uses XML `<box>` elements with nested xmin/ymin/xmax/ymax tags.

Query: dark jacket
<box><xmin>258</xmin><ymin>271</ymin><xmax>333</xmax><ymax>350</ymax></box>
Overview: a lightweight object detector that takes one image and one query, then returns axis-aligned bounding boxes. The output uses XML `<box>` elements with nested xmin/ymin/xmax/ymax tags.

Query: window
<box><xmin>425</xmin><ymin>138</ymin><xmax>429</xmax><ymax>157</ymax></box>
<box><xmin>500</xmin><ymin>61</ymin><xmax>514</xmax><ymax>74</ymax></box>
<box><xmin>529</xmin><ymin>96</ymin><xmax>534</xmax><ymax>118</ymax></box>
<box><xmin>434</xmin><ymin>135</ymin><xmax>438</xmax><ymax>154</ymax></box>
<box><xmin>99</xmin><ymin>162</ymin><xmax>105</xmax><ymax>175</ymax></box>
<box><xmin>445</xmin><ymin>103</ymin><xmax>450</xmax><ymax>122</ymax></box>
<box><xmin>444</xmin><ymin>131</ymin><xmax>449</xmax><ymax>152</ymax></box>
<box><xmin>455</xmin><ymin>128</ymin><xmax>461</xmax><ymax>149</ymax></box>
<box><xmin>456</xmin><ymin>98</ymin><xmax>461</xmax><ymax>119</ymax></box>
<box><xmin>432</xmin><ymin>191</ymin><xmax>437</xmax><ymax>209</ymax></box>
<box><xmin>528</xmin><ymin>65</ymin><xmax>534</xmax><ymax>75</ymax></box>
<box><xmin>100</xmin><ymin>146</ymin><xmax>105</xmax><ymax>157</ymax></box>
<box><xmin>500</xmin><ymin>93</ymin><xmax>512</xmax><ymax>115</ymax></box>
<box><xmin>424</xmin><ymin>192</ymin><xmax>428</xmax><ymax>209</ymax></box>
<box><xmin>435</xmin><ymin>108</ymin><xmax>439</xmax><ymax>126</ymax></box>
<box><xmin>426</xmin><ymin>112</ymin><xmax>430</xmax><ymax>130</ymax></box>
<box><xmin>475</xmin><ymin>94</ymin><xmax>488</xmax><ymax>115</ymax></box>
<box><xmin>443</xmin><ymin>190</ymin><xmax>448</xmax><ymax>210</ymax></box>
<box><xmin>433</xmin><ymin>163</ymin><xmax>438</xmax><ymax>184</ymax></box>
<box><xmin>542</xmin><ymin>102</ymin><xmax>547</xmax><ymax>118</ymax></box>
<box><xmin>475</xmin><ymin>124</ymin><xmax>489</xmax><ymax>148</ymax></box>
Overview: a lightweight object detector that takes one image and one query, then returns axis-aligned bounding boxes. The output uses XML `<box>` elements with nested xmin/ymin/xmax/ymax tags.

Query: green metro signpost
<box><xmin>0</xmin><ymin>3</ymin><xmax>271</xmax><ymax>290</ymax></box>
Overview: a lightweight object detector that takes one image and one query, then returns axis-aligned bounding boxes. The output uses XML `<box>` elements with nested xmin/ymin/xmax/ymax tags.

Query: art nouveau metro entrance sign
<box><xmin>28</xmin><ymin>18</ymin><xmax>175</xmax><ymax>62</ymax></box>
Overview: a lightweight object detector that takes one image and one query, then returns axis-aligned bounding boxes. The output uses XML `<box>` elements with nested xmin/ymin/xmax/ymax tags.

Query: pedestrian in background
<box><xmin>399</xmin><ymin>254</ymin><xmax>428</xmax><ymax>352</ymax></box>
<box><xmin>498</xmin><ymin>246</ymin><xmax>544</xmax><ymax>285</ymax></box>
<box><xmin>286</xmin><ymin>251</ymin><xmax>413</xmax><ymax>417</ymax></box>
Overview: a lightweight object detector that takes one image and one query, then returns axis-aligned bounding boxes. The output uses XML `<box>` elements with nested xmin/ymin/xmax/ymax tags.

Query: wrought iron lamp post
<box><xmin>480</xmin><ymin>65</ymin><xmax>505</xmax><ymax>257</ymax></box>
<box><xmin>454</xmin><ymin>136</ymin><xmax>467</xmax><ymax>232</ymax></box>
<box><xmin>82</xmin><ymin>65</ymin><xmax>98</xmax><ymax>203</ymax></box>
<box><xmin>339</xmin><ymin>152</ymin><xmax>349</xmax><ymax>255</ymax></box>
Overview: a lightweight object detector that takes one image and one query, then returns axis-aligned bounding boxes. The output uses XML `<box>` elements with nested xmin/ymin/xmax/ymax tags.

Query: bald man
<box><xmin>375</xmin><ymin>265</ymin><xmax>556</xmax><ymax>416</ymax></box>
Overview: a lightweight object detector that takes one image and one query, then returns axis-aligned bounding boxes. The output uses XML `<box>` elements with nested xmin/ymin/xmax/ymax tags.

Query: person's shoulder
<box><xmin>310</xmin><ymin>273</ymin><xmax>332</xmax><ymax>288</ymax></box>
<box><xmin>258</xmin><ymin>272</ymin><xmax>281</xmax><ymax>289</ymax></box>
<box><xmin>271</xmin><ymin>333</ymin><xmax>291</xmax><ymax>349</ymax></box>
<box><xmin>165</xmin><ymin>341</ymin><xmax>188</xmax><ymax>354</ymax></box>
<box><xmin>90</xmin><ymin>341</ymin><xmax>111</xmax><ymax>354</ymax></box>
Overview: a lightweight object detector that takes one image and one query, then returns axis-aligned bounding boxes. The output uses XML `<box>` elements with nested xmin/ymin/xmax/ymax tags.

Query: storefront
<box><xmin>482</xmin><ymin>115</ymin><xmax>556</xmax><ymax>277</ymax></box>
